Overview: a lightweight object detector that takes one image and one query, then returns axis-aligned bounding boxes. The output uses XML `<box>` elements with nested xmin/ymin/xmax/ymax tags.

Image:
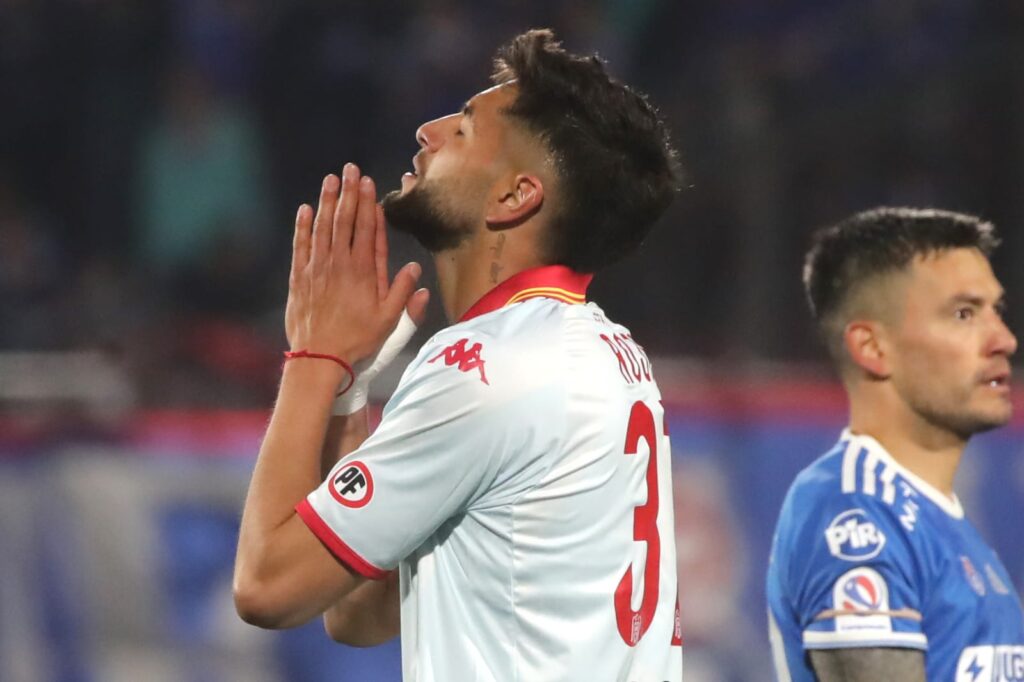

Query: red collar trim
<box><xmin>459</xmin><ymin>265</ymin><xmax>593</xmax><ymax>322</ymax></box>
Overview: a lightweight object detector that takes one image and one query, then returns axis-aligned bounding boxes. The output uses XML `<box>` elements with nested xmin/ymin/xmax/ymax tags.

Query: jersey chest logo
<box><xmin>956</xmin><ymin>645</ymin><xmax>1024</xmax><ymax>682</ymax></box>
<box><xmin>961</xmin><ymin>556</ymin><xmax>987</xmax><ymax>596</ymax></box>
<box><xmin>428</xmin><ymin>338</ymin><xmax>490</xmax><ymax>385</ymax></box>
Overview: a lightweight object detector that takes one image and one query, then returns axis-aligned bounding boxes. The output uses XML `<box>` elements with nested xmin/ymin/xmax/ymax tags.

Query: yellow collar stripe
<box><xmin>505</xmin><ymin>286</ymin><xmax>586</xmax><ymax>306</ymax></box>
<box><xmin>507</xmin><ymin>293</ymin><xmax>585</xmax><ymax>306</ymax></box>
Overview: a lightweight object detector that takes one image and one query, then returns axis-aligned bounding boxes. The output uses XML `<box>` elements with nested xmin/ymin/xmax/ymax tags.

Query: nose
<box><xmin>990</xmin><ymin>315</ymin><xmax>1018</xmax><ymax>358</ymax></box>
<box><xmin>415</xmin><ymin>113</ymin><xmax>458</xmax><ymax>152</ymax></box>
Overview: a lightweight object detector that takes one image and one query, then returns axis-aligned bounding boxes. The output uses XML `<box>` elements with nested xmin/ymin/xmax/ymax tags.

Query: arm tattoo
<box><xmin>809</xmin><ymin>647</ymin><xmax>925</xmax><ymax>682</ymax></box>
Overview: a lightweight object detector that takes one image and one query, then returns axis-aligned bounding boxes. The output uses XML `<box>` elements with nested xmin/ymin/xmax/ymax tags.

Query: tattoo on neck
<box><xmin>489</xmin><ymin>234</ymin><xmax>506</xmax><ymax>283</ymax></box>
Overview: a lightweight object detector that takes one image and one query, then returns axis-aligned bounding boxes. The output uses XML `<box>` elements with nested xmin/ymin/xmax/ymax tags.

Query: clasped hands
<box><xmin>285</xmin><ymin>163</ymin><xmax>430</xmax><ymax>403</ymax></box>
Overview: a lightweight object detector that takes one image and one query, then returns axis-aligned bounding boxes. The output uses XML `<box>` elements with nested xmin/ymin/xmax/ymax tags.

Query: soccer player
<box><xmin>233</xmin><ymin>29</ymin><xmax>684</xmax><ymax>681</ymax></box>
<box><xmin>766</xmin><ymin>208</ymin><xmax>1024</xmax><ymax>681</ymax></box>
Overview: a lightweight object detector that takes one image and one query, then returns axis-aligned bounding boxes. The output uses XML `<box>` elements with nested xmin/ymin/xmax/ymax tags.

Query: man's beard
<box><xmin>382</xmin><ymin>180</ymin><xmax>474</xmax><ymax>253</ymax></box>
<box><xmin>906</xmin><ymin>382</ymin><xmax>1011</xmax><ymax>441</ymax></box>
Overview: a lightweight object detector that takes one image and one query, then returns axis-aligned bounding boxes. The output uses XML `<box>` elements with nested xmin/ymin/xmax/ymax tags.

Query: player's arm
<box><xmin>233</xmin><ymin>165</ymin><xmax>425</xmax><ymax>629</ymax></box>
<box><xmin>318</xmin><ymin>411</ymin><xmax>401</xmax><ymax>645</ymax></box>
<box><xmin>312</xmin><ymin>222</ymin><xmax>421</xmax><ymax>643</ymax></box>
<box><xmin>775</xmin><ymin>484</ymin><xmax>929</xmax><ymax>681</ymax></box>
<box><xmin>809</xmin><ymin>647</ymin><xmax>925</xmax><ymax>682</ymax></box>
<box><xmin>233</xmin><ymin>359</ymin><xmax>365</xmax><ymax>629</ymax></box>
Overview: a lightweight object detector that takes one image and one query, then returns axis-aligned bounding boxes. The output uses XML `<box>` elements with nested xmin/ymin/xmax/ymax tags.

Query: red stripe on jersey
<box><xmin>459</xmin><ymin>265</ymin><xmax>592</xmax><ymax>322</ymax></box>
<box><xmin>295</xmin><ymin>499</ymin><xmax>389</xmax><ymax>580</ymax></box>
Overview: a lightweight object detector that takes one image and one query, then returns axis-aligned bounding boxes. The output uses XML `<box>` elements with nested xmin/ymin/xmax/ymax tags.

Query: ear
<box><xmin>843</xmin><ymin>320</ymin><xmax>891</xmax><ymax>379</ymax></box>
<box><xmin>485</xmin><ymin>174</ymin><xmax>544</xmax><ymax>227</ymax></box>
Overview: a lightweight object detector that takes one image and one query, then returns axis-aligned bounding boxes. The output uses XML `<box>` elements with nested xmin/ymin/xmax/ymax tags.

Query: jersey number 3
<box><xmin>615</xmin><ymin>400</ymin><xmax>661</xmax><ymax>646</ymax></box>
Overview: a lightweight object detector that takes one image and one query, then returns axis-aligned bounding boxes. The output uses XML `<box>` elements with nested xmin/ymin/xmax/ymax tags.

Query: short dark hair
<box><xmin>804</xmin><ymin>206</ymin><xmax>1000</xmax><ymax>362</ymax></box>
<box><xmin>491</xmin><ymin>29</ymin><xmax>682</xmax><ymax>273</ymax></box>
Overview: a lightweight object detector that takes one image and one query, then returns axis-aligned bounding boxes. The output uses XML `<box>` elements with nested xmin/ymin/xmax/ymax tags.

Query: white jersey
<box><xmin>297</xmin><ymin>266</ymin><xmax>682</xmax><ymax>682</ymax></box>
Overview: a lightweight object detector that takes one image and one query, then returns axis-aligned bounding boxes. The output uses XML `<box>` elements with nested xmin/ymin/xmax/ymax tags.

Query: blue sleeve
<box><xmin>781</xmin><ymin>484</ymin><xmax>928</xmax><ymax>652</ymax></box>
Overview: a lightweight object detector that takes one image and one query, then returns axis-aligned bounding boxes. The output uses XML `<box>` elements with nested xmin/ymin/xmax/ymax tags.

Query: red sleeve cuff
<box><xmin>295</xmin><ymin>498</ymin><xmax>389</xmax><ymax>580</ymax></box>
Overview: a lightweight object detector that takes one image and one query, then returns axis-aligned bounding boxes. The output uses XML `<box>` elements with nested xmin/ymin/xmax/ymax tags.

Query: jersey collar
<box><xmin>459</xmin><ymin>265</ymin><xmax>593</xmax><ymax>323</ymax></box>
<box><xmin>841</xmin><ymin>428</ymin><xmax>965</xmax><ymax>518</ymax></box>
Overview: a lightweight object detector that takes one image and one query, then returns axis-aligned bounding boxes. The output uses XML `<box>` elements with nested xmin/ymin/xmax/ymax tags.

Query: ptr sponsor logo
<box><xmin>825</xmin><ymin>508</ymin><xmax>886</xmax><ymax>560</ymax></box>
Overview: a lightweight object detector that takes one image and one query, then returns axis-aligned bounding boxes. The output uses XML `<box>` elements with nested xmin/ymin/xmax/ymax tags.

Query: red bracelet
<box><xmin>283</xmin><ymin>350</ymin><xmax>355</xmax><ymax>395</ymax></box>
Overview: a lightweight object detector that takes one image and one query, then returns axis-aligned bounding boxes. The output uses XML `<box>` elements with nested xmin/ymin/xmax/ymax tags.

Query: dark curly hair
<box><xmin>491</xmin><ymin>29</ymin><xmax>682</xmax><ymax>273</ymax></box>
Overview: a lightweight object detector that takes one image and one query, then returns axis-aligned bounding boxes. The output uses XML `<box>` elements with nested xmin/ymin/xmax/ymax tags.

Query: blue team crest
<box><xmin>824</xmin><ymin>508</ymin><xmax>887</xmax><ymax>561</ymax></box>
<box><xmin>961</xmin><ymin>556</ymin><xmax>987</xmax><ymax>596</ymax></box>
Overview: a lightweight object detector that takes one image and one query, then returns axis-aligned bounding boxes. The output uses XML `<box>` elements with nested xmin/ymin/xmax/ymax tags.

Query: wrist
<box><xmin>332</xmin><ymin>380</ymin><xmax>369</xmax><ymax>415</ymax></box>
<box><xmin>281</xmin><ymin>354</ymin><xmax>350</xmax><ymax>394</ymax></box>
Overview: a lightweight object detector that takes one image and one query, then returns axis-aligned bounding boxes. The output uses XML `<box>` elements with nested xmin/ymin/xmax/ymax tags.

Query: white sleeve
<box><xmin>296</xmin><ymin>335</ymin><xmax>562</xmax><ymax>579</ymax></box>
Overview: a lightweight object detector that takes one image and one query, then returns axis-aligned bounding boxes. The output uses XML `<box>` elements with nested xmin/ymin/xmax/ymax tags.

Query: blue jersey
<box><xmin>767</xmin><ymin>430</ymin><xmax>1024</xmax><ymax>681</ymax></box>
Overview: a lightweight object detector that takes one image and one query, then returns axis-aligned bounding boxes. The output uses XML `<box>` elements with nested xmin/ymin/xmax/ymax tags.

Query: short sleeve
<box><xmin>296</xmin><ymin>334</ymin><xmax>562</xmax><ymax>579</ymax></box>
<box><xmin>782</xmin><ymin>489</ymin><xmax>928</xmax><ymax>651</ymax></box>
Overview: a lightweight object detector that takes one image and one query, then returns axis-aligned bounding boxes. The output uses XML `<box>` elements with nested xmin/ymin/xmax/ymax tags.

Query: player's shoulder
<box><xmin>434</xmin><ymin>297</ymin><xmax>599</xmax><ymax>367</ymax></box>
<box><xmin>469</xmin><ymin>295</ymin><xmax>582</xmax><ymax>340</ymax></box>
<box><xmin>572</xmin><ymin>303</ymin><xmax>660</xmax><ymax>388</ymax></box>
<box><xmin>399</xmin><ymin>324</ymin><xmax>499</xmax><ymax>399</ymax></box>
<box><xmin>780</xmin><ymin>432</ymin><xmax>925</xmax><ymax>555</ymax></box>
<box><xmin>398</xmin><ymin>300</ymin><xmax>570</xmax><ymax>404</ymax></box>
<box><xmin>787</xmin><ymin>432</ymin><xmax>916</xmax><ymax>513</ymax></box>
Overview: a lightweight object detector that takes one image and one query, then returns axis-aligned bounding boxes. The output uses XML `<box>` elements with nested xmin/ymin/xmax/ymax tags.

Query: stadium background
<box><xmin>1</xmin><ymin>1</ymin><xmax>1022</xmax><ymax>680</ymax></box>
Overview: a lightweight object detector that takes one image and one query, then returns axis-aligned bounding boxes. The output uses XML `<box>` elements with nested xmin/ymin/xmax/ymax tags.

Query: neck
<box><xmin>432</xmin><ymin>230</ymin><xmax>546</xmax><ymax>322</ymax></box>
<box><xmin>847</xmin><ymin>382</ymin><xmax>966</xmax><ymax>497</ymax></box>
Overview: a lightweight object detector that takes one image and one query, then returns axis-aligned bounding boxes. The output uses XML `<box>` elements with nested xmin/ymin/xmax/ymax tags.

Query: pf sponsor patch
<box><xmin>328</xmin><ymin>461</ymin><xmax>373</xmax><ymax>508</ymax></box>
<box><xmin>824</xmin><ymin>508</ymin><xmax>886</xmax><ymax>561</ymax></box>
<box><xmin>832</xmin><ymin>567</ymin><xmax>892</xmax><ymax>634</ymax></box>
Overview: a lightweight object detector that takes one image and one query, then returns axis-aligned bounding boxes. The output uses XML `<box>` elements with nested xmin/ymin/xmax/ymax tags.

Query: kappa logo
<box><xmin>825</xmin><ymin>509</ymin><xmax>886</xmax><ymax>561</ymax></box>
<box><xmin>428</xmin><ymin>338</ymin><xmax>489</xmax><ymax>385</ymax></box>
<box><xmin>328</xmin><ymin>461</ymin><xmax>373</xmax><ymax>508</ymax></box>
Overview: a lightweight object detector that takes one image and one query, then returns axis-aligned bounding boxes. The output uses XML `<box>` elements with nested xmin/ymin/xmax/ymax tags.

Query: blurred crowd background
<box><xmin>3</xmin><ymin>0</ymin><xmax>1024</xmax><ymax>406</ymax></box>
<box><xmin>2</xmin><ymin>1</ymin><xmax>1023</xmax><ymax>681</ymax></box>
